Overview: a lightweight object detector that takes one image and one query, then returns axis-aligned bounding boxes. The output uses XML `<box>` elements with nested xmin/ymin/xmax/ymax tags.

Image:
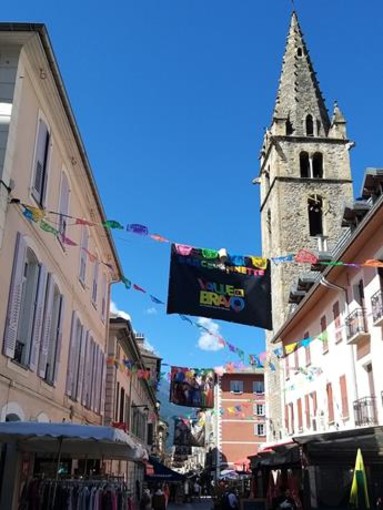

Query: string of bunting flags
<box><xmin>15</xmin><ymin>201</ymin><xmax>383</xmax><ymax>270</ymax></box>
<box><xmin>14</xmin><ymin>200</ymin><xmax>383</xmax><ymax>367</ymax></box>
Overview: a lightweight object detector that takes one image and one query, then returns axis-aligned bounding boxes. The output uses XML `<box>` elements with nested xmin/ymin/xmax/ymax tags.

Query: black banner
<box><xmin>167</xmin><ymin>244</ymin><xmax>272</xmax><ymax>329</ymax></box>
<box><xmin>173</xmin><ymin>411</ymin><xmax>206</xmax><ymax>447</ymax></box>
<box><xmin>170</xmin><ymin>366</ymin><xmax>215</xmax><ymax>408</ymax></box>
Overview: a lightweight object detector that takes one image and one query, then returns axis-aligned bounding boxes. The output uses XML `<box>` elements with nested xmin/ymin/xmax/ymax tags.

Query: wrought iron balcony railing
<box><xmin>371</xmin><ymin>289</ymin><xmax>383</xmax><ymax>326</ymax></box>
<box><xmin>345</xmin><ymin>308</ymin><xmax>369</xmax><ymax>344</ymax></box>
<box><xmin>353</xmin><ymin>396</ymin><xmax>377</xmax><ymax>426</ymax></box>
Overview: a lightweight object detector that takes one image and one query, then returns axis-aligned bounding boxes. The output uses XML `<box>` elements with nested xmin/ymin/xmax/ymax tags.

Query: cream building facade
<box><xmin>0</xmin><ymin>23</ymin><xmax>121</xmax><ymax>425</ymax></box>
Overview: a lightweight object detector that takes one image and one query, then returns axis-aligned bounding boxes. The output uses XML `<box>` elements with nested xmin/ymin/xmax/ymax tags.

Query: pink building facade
<box><xmin>219</xmin><ymin>370</ymin><xmax>266</xmax><ymax>468</ymax></box>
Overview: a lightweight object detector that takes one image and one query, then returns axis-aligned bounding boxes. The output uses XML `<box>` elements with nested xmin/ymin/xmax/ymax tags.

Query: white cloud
<box><xmin>197</xmin><ymin>317</ymin><xmax>224</xmax><ymax>351</ymax></box>
<box><xmin>110</xmin><ymin>301</ymin><xmax>132</xmax><ymax>322</ymax></box>
<box><xmin>145</xmin><ymin>307</ymin><xmax>158</xmax><ymax>315</ymax></box>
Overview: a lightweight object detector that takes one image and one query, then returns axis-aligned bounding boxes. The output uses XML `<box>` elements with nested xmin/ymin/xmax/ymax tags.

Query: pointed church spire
<box><xmin>271</xmin><ymin>11</ymin><xmax>330</xmax><ymax>137</ymax></box>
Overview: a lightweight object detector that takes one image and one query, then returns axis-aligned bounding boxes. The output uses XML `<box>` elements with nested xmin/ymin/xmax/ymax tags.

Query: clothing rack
<box><xmin>19</xmin><ymin>476</ymin><xmax>133</xmax><ymax>510</ymax></box>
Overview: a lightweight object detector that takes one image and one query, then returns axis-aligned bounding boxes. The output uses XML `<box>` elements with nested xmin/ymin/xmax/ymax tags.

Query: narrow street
<box><xmin>168</xmin><ymin>497</ymin><xmax>213</xmax><ymax>510</ymax></box>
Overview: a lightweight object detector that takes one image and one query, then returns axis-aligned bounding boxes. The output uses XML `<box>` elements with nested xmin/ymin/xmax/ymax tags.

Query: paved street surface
<box><xmin>168</xmin><ymin>496</ymin><xmax>213</xmax><ymax>510</ymax></box>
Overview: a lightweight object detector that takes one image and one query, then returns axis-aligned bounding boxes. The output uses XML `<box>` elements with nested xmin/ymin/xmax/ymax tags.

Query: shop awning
<box><xmin>293</xmin><ymin>425</ymin><xmax>383</xmax><ymax>464</ymax></box>
<box><xmin>0</xmin><ymin>421</ymin><xmax>148</xmax><ymax>461</ymax></box>
<box><xmin>145</xmin><ymin>456</ymin><xmax>185</xmax><ymax>482</ymax></box>
<box><xmin>249</xmin><ymin>440</ymin><xmax>300</xmax><ymax>469</ymax></box>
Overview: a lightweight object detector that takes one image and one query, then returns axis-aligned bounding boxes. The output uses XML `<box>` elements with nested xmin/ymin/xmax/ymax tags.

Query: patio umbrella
<box><xmin>350</xmin><ymin>448</ymin><xmax>370</xmax><ymax>510</ymax></box>
<box><xmin>0</xmin><ymin>421</ymin><xmax>148</xmax><ymax>460</ymax></box>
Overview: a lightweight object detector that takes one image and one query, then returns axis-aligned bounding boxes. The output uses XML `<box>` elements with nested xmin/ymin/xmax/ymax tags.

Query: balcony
<box><xmin>353</xmin><ymin>396</ymin><xmax>377</xmax><ymax>426</ymax></box>
<box><xmin>371</xmin><ymin>289</ymin><xmax>383</xmax><ymax>326</ymax></box>
<box><xmin>345</xmin><ymin>308</ymin><xmax>370</xmax><ymax>344</ymax></box>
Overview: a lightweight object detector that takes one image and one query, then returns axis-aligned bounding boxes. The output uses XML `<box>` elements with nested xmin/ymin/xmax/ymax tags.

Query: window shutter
<box><xmin>79</xmin><ymin>228</ymin><xmax>88</xmax><ymax>283</ymax></box>
<box><xmin>58</xmin><ymin>173</ymin><xmax>70</xmax><ymax>239</ymax></box>
<box><xmin>3</xmin><ymin>233</ymin><xmax>27</xmax><ymax>358</ymax></box>
<box><xmin>95</xmin><ymin>347</ymin><xmax>102</xmax><ymax>414</ymax></box>
<box><xmin>82</xmin><ymin>334</ymin><xmax>91</xmax><ymax>407</ymax></box>
<box><xmin>38</xmin><ymin>274</ymin><xmax>55</xmax><ymax>378</ymax></box>
<box><xmin>53</xmin><ymin>295</ymin><xmax>65</xmax><ymax>386</ymax></box>
<box><xmin>32</xmin><ymin>119</ymin><xmax>49</xmax><ymax>203</ymax></box>
<box><xmin>340</xmin><ymin>375</ymin><xmax>349</xmax><ymax>418</ymax></box>
<box><xmin>76</xmin><ymin>328</ymin><xmax>87</xmax><ymax>401</ymax></box>
<box><xmin>100</xmin><ymin>353</ymin><xmax>106</xmax><ymax>416</ymax></box>
<box><xmin>297</xmin><ymin>398</ymin><xmax>303</xmax><ymax>430</ymax></box>
<box><xmin>66</xmin><ymin>311</ymin><xmax>78</xmax><ymax>397</ymax></box>
<box><xmin>91</xmin><ymin>342</ymin><xmax>98</xmax><ymax>411</ymax></box>
<box><xmin>29</xmin><ymin>264</ymin><xmax>48</xmax><ymax>372</ymax></box>
<box><xmin>305</xmin><ymin>394</ymin><xmax>310</xmax><ymax>428</ymax></box>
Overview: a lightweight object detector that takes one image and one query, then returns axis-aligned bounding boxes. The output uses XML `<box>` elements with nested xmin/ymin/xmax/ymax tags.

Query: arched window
<box><xmin>265</xmin><ymin>167</ymin><xmax>270</xmax><ymax>193</ymax></box>
<box><xmin>308</xmin><ymin>195</ymin><xmax>323</xmax><ymax>236</ymax></box>
<box><xmin>316</xmin><ymin>120</ymin><xmax>321</xmax><ymax>136</ymax></box>
<box><xmin>297</xmin><ymin>47</ymin><xmax>303</xmax><ymax>57</ymax></box>
<box><xmin>312</xmin><ymin>153</ymin><xmax>323</xmax><ymax>178</ymax></box>
<box><xmin>306</xmin><ymin>115</ymin><xmax>314</xmax><ymax>136</ymax></box>
<box><xmin>300</xmin><ymin>152</ymin><xmax>310</xmax><ymax>178</ymax></box>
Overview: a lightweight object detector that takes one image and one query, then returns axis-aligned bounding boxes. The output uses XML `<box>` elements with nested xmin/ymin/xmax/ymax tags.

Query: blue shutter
<box><xmin>3</xmin><ymin>233</ymin><xmax>27</xmax><ymax>358</ymax></box>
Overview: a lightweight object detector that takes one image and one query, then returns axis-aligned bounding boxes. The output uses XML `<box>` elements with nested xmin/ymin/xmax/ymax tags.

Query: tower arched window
<box><xmin>308</xmin><ymin>195</ymin><xmax>323</xmax><ymax>236</ymax></box>
<box><xmin>306</xmin><ymin>115</ymin><xmax>314</xmax><ymax>136</ymax></box>
<box><xmin>312</xmin><ymin>153</ymin><xmax>323</xmax><ymax>178</ymax></box>
<box><xmin>300</xmin><ymin>152</ymin><xmax>310</xmax><ymax>178</ymax></box>
<box><xmin>297</xmin><ymin>47</ymin><xmax>303</xmax><ymax>57</ymax></box>
<box><xmin>265</xmin><ymin>167</ymin><xmax>270</xmax><ymax>194</ymax></box>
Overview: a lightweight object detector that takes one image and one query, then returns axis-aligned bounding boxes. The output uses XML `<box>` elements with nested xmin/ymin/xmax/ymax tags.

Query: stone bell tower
<box><xmin>257</xmin><ymin>11</ymin><xmax>354</xmax><ymax>440</ymax></box>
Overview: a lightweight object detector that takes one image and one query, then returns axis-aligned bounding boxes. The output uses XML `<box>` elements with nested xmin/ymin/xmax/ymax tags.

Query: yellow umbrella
<box><xmin>350</xmin><ymin>448</ymin><xmax>370</xmax><ymax>509</ymax></box>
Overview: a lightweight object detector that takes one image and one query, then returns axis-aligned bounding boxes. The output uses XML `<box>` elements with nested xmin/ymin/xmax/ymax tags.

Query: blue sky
<box><xmin>3</xmin><ymin>1</ymin><xmax>383</xmax><ymax>370</ymax></box>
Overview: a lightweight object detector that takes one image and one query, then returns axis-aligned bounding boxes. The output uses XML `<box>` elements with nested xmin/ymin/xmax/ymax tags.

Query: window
<box><xmin>32</xmin><ymin>117</ymin><xmax>50</xmax><ymax>206</ymax></box>
<box><xmin>3</xmin><ymin>233</ymin><xmax>48</xmax><ymax>371</ymax></box>
<box><xmin>255</xmin><ymin>423</ymin><xmax>265</xmax><ymax>436</ymax></box>
<box><xmin>308</xmin><ymin>195</ymin><xmax>323</xmax><ymax>236</ymax></box>
<box><xmin>285</xmin><ymin>354</ymin><xmax>290</xmax><ymax>380</ymax></box>
<box><xmin>312</xmin><ymin>153</ymin><xmax>323</xmax><ymax>178</ymax></box>
<box><xmin>79</xmin><ymin>227</ymin><xmax>88</xmax><ymax>285</ymax></box>
<box><xmin>305</xmin><ymin>394</ymin><xmax>310</xmax><ymax>429</ymax></box>
<box><xmin>230</xmin><ymin>380</ymin><xmax>243</xmax><ymax>393</ymax></box>
<box><xmin>306</xmin><ymin>115</ymin><xmax>314</xmax><ymax>136</ymax></box>
<box><xmin>333</xmin><ymin>301</ymin><xmax>343</xmax><ymax>343</ymax></box>
<box><xmin>326</xmin><ymin>382</ymin><xmax>334</xmax><ymax>423</ymax></box>
<box><xmin>254</xmin><ymin>404</ymin><xmax>265</xmax><ymax>416</ymax></box>
<box><xmin>253</xmin><ymin>380</ymin><xmax>265</xmax><ymax>394</ymax></box>
<box><xmin>297</xmin><ymin>398</ymin><xmax>303</xmax><ymax>430</ymax></box>
<box><xmin>38</xmin><ymin>276</ymin><xmax>65</xmax><ymax>385</ymax></box>
<box><xmin>304</xmin><ymin>331</ymin><xmax>311</xmax><ymax>366</ymax></box>
<box><xmin>92</xmin><ymin>260</ymin><xmax>99</xmax><ymax>307</ymax></box>
<box><xmin>119</xmin><ymin>387</ymin><xmax>125</xmax><ymax>423</ymax></box>
<box><xmin>297</xmin><ymin>47</ymin><xmax>303</xmax><ymax>57</ymax></box>
<box><xmin>101</xmin><ymin>274</ymin><xmax>107</xmax><ymax>322</ymax></box>
<box><xmin>66</xmin><ymin>313</ymin><xmax>85</xmax><ymax>401</ymax></box>
<box><xmin>289</xmin><ymin>402</ymin><xmax>295</xmax><ymax>434</ymax></box>
<box><xmin>294</xmin><ymin>347</ymin><xmax>299</xmax><ymax>372</ymax></box>
<box><xmin>300</xmin><ymin>152</ymin><xmax>310</xmax><ymax>178</ymax></box>
<box><xmin>340</xmin><ymin>375</ymin><xmax>349</xmax><ymax>419</ymax></box>
<box><xmin>58</xmin><ymin>171</ymin><xmax>70</xmax><ymax>244</ymax></box>
<box><xmin>321</xmin><ymin>315</ymin><xmax>328</xmax><ymax>352</ymax></box>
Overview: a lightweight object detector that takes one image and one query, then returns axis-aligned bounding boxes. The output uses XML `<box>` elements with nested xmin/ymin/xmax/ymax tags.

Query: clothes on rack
<box><xmin>19</xmin><ymin>478</ymin><xmax>132</xmax><ymax>510</ymax></box>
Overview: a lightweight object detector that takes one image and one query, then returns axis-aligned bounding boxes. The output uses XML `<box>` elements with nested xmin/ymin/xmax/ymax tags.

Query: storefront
<box><xmin>0</xmin><ymin>421</ymin><xmax>148</xmax><ymax>510</ymax></box>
